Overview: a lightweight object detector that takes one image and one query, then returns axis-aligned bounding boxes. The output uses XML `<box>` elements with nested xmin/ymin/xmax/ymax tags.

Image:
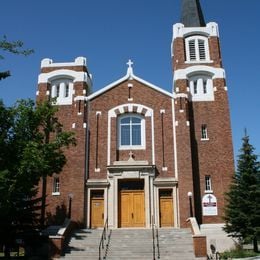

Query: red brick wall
<box><xmin>88</xmin><ymin>79</ymin><xmax>175</xmax><ymax>179</ymax></box>
<box><xmin>173</xmin><ymin>31</ymin><xmax>234</xmax><ymax>225</ymax></box>
<box><xmin>36</xmin><ymin>68</ymin><xmax>88</xmax><ymax>226</ymax></box>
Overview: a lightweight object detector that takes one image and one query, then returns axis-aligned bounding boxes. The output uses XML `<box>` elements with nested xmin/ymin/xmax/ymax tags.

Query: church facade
<box><xmin>36</xmin><ymin>0</ymin><xmax>234</xmax><ymax>229</ymax></box>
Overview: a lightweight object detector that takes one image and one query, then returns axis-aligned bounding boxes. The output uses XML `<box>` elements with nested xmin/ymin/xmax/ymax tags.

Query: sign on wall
<box><xmin>202</xmin><ymin>194</ymin><xmax>218</xmax><ymax>216</ymax></box>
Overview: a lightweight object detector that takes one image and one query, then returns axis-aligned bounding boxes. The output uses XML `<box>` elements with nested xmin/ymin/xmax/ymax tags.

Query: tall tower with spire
<box><xmin>172</xmin><ymin>0</ymin><xmax>234</xmax><ymax>225</ymax></box>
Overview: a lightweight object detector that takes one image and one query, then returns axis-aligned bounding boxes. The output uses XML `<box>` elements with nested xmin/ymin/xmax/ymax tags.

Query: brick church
<box><xmin>37</xmin><ymin>0</ymin><xmax>234</xmax><ymax>229</ymax></box>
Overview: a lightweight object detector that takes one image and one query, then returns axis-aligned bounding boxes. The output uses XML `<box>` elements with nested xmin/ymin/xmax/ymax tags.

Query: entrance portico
<box><xmin>107</xmin><ymin>158</ymin><xmax>155</xmax><ymax>228</ymax></box>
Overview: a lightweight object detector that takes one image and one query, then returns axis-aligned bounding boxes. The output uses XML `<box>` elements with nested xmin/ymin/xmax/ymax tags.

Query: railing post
<box><xmin>99</xmin><ymin>218</ymin><xmax>109</xmax><ymax>260</ymax></box>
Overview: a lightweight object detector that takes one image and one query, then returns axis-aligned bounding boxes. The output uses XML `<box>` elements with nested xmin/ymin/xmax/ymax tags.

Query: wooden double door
<box><xmin>119</xmin><ymin>190</ymin><xmax>145</xmax><ymax>227</ymax></box>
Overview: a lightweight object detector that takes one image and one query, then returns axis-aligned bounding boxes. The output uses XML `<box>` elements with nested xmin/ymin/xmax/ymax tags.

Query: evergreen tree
<box><xmin>224</xmin><ymin>132</ymin><xmax>260</xmax><ymax>252</ymax></box>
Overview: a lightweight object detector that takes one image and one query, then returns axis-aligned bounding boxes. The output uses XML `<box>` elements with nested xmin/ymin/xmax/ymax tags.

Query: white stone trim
<box><xmin>176</xmin><ymin>93</ymin><xmax>188</xmax><ymax>98</ymax></box>
<box><xmin>38</xmin><ymin>69</ymin><xmax>91</xmax><ymax>85</ymax></box>
<box><xmin>86</xmin><ymin>68</ymin><xmax>173</xmax><ymax>101</ymax></box>
<box><xmin>172</xmin><ymin>22</ymin><xmax>219</xmax><ymax>40</ymax></box>
<box><xmin>107</xmin><ymin>112</ymin><xmax>111</xmax><ymax>166</ymax></box>
<box><xmin>160</xmin><ymin>109</ymin><xmax>165</xmax><ymax>114</ymax></box>
<box><xmin>41</xmin><ymin>56</ymin><xmax>87</xmax><ymax>68</ymax></box>
<box><xmin>151</xmin><ymin>110</ymin><xmax>155</xmax><ymax>165</ymax></box>
<box><xmin>74</xmin><ymin>96</ymin><xmax>86</xmax><ymax>101</ymax></box>
<box><xmin>172</xmin><ymin>99</ymin><xmax>178</xmax><ymax>180</ymax></box>
<box><xmin>107</xmin><ymin>173</ymin><xmax>153</xmax><ymax>228</ymax></box>
<box><xmin>52</xmin><ymin>192</ymin><xmax>60</xmax><ymax>196</ymax></box>
<box><xmin>174</xmin><ymin>66</ymin><xmax>226</xmax><ymax>81</ymax></box>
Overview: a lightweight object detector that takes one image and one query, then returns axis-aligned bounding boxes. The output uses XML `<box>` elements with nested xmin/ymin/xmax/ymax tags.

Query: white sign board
<box><xmin>202</xmin><ymin>194</ymin><xmax>218</xmax><ymax>216</ymax></box>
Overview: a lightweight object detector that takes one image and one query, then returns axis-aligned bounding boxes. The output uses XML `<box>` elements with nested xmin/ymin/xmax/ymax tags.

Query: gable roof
<box><xmin>86</xmin><ymin>63</ymin><xmax>173</xmax><ymax>100</ymax></box>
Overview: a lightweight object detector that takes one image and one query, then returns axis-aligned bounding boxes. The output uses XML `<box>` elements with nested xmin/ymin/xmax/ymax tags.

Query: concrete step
<box><xmin>61</xmin><ymin>229</ymin><xmax>103</xmax><ymax>259</ymax></box>
<box><xmin>62</xmin><ymin>228</ymin><xmax>197</xmax><ymax>259</ymax></box>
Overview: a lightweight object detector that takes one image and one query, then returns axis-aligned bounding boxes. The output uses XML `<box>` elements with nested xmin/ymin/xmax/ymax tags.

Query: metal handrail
<box><xmin>207</xmin><ymin>252</ymin><xmax>220</xmax><ymax>260</ymax></box>
<box><xmin>155</xmin><ymin>224</ymin><xmax>160</xmax><ymax>259</ymax></box>
<box><xmin>152</xmin><ymin>215</ymin><xmax>160</xmax><ymax>259</ymax></box>
<box><xmin>98</xmin><ymin>218</ymin><xmax>109</xmax><ymax>260</ymax></box>
<box><xmin>152</xmin><ymin>216</ymin><xmax>156</xmax><ymax>260</ymax></box>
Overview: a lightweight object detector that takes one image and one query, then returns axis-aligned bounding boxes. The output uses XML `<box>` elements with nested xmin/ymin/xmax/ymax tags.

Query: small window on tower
<box><xmin>203</xmin><ymin>80</ymin><xmax>207</xmax><ymax>94</ymax></box>
<box><xmin>205</xmin><ymin>175</ymin><xmax>212</xmax><ymax>192</ymax></box>
<box><xmin>185</xmin><ymin>35</ymin><xmax>210</xmax><ymax>62</ymax></box>
<box><xmin>194</xmin><ymin>80</ymin><xmax>198</xmax><ymax>94</ymax></box>
<box><xmin>188</xmin><ymin>75</ymin><xmax>214</xmax><ymax>101</ymax></box>
<box><xmin>198</xmin><ymin>39</ymin><xmax>206</xmax><ymax>60</ymax></box>
<box><xmin>52</xmin><ymin>177</ymin><xmax>60</xmax><ymax>195</ymax></box>
<box><xmin>51</xmin><ymin>78</ymin><xmax>73</xmax><ymax>105</ymax></box>
<box><xmin>56</xmin><ymin>84</ymin><xmax>60</xmax><ymax>97</ymax></box>
<box><xmin>65</xmin><ymin>83</ymin><xmax>69</xmax><ymax>97</ymax></box>
<box><xmin>188</xmin><ymin>40</ymin><xmax>196</xmax><ymax>61</ymax></box>
<box><xmin>201</xmin><ymin>124</ymin><xmax>208</xmax><ymax>140</ymax></box>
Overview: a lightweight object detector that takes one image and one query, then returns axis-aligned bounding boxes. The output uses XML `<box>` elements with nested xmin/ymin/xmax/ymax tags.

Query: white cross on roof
<box><xmin>126</xmin><ymin>59</ymin><xmax>134</xmax><ymax>76</ymax></box>
<box><xmin>127</xmin><ymin>59</ymin><xmax>133</xmax><ymax>68</ymax></box>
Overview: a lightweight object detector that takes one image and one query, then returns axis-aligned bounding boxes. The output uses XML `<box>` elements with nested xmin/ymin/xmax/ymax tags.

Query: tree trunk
<box><xmin>40</xmin><ymin>175</ymin><xmax>47</xmax><ymax>227</ymax></box>
<box><xmin>4</xmin><ymin>243</ymin><xmax>10</xmax><ymax>258</ymax></box>
<box><xmin>253</xmin><ymin>236</ymin><xmax>258</xmax><ymax>252</ymax></box>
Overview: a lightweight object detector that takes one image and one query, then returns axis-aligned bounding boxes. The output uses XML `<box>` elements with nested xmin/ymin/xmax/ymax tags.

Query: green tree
<box><xmin>0</xmin><ymin>35</ymin><xmax>34</xmax><ymax>80</ymax></box>
<box><xmin>0</xmin><ymin>99</ymin><xmax>75</xmax><ymax>257</ymax></box>
<box><xmin>224</xmin><ymin>132</ymin><xmax>260</xmax><ymax>252</ymax></box>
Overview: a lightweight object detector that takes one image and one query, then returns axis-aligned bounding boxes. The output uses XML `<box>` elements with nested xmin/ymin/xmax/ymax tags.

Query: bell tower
<box><xmin>172</xmin><ymin>0</ymin><xmax>234</xmax><ymax>225</ymax></box>
<box><xmin>36</xmin><ymin>57</ymin><xmax>92</xmax><ymax>223</ymax></box>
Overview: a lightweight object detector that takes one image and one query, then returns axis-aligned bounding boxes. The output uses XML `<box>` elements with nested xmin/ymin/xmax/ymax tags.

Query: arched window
<box><xmin>189</xmin><ymin>74</ymin><xmax>214</xmax><ymax>101</ymax></box>
<box><xmin>51</xmin><ymin>78</ymin><xmax>73</xmax><ymax>105</ymax></box>
<box><xmin>185</xmin><ymin>35</ymin><xmax>210</xmax><ymax>62</ymax></box>
<box><xmin>118</xmin><ymin>114</ymin><xmax>145</xmax><ymax>149</ymax></box>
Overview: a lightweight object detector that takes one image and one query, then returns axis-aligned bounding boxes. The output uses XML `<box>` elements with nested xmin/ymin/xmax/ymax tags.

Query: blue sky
<box><xmin>0</xmin><ymin>0</ymin><xmax>259</xmax><ymax>162</ymax></box>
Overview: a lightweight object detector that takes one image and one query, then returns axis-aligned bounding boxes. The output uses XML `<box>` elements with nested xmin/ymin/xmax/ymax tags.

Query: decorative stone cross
<box><xmin>129</xmin><ymin>151</ymin><xmax>134</xmax><ymax>159</ymax></box>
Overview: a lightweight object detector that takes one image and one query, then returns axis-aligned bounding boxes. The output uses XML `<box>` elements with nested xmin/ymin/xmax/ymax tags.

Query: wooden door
<box><xmin>119</xmin><ymin>191</ymin><xmax>145</xmax><ymax>227</ymax></box>
<box><xmin>91</xmin><ymin>192</ymin><xmax>104</xmax><ymax>228</ymax></box>
<box><xmin>159</xmin><ymin>190</ymin><xmax>174</xmax><ymax>227</ymax></box>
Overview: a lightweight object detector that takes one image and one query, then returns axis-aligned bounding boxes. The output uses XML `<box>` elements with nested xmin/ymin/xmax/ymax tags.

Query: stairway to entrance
<box><xmin>61</xmin><ymin>229</ymin><xmax>103</xmax><ymax>259</ymax></box>
<box><xmin>106</xmin><ymin>229</ymin><xmax>153</xmax><ymax>259</ymax></box>
<box><xmin>158</xmin><ymin>228</ymin><xmax>196</xmax><ymax>259</ymax></box>
<box><xmin>61</xmin><ymin>228</ymin><xmax>198</xmax><ymax>259</ymax></box>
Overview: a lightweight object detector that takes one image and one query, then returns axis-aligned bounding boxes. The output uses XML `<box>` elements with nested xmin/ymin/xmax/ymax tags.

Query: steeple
<box><xmin>180</xmin><ymin>0</ymin><xmax>206</xmax><ymax>27</ymax></box>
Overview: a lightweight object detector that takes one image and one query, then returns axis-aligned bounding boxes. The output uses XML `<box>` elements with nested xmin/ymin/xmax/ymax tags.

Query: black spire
<box><xmin>180</xmin><ymin>0</ymin><xmax>206</xmax><ymax>27</ymax></box>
